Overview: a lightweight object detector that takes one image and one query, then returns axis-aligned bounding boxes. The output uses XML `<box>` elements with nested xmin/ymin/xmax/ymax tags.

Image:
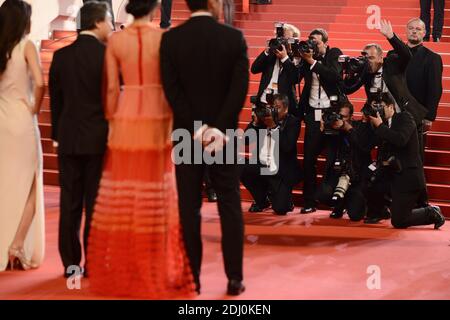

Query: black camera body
<box><xmin>251</xmin><ymin>90</ymin><xmax>279</xmax><ymax>124</ymax></box>
<box><xmin>338</xmin><ymin>54</ymin><xmax>368</xmax><ymax>76</ymax></box>
<box><xmin>368</xmin><ymin>156</ymin><xmax>403</xmax><ymax>187</ymax></box>
<box><xmin>361</xmin><ymin>102</ymin><xmax>385</xmax><ymax>119</ymax></box>
<box><xmin>322</xmin><ymin>95</ymin><xmax>345</xmax><ymax>135</ymax></box>
<box><xmin>267</xmin><ymin>22</ymin><xmax>288</xmax><ymax>55</ymax></box>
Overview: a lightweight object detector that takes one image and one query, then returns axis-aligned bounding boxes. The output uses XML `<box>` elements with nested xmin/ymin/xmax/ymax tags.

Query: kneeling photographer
<box><xmin>251</xmin><ymin>23</ymin><xmax>301</xmax><ymax>117</ymax></box>
<box><xmin>241</xmin><ymin>94</ymin><xmax>302</xmax><ymax>215</ymax></box>
<box><xmin>316</xmin><ymin>101</ymin><xmax>375</xmax><ymax>221</ymax></box>
<box><xmin>366</xmin><ymin>93</ymin><xmax>445</xmax><ymax>229</ymax></box>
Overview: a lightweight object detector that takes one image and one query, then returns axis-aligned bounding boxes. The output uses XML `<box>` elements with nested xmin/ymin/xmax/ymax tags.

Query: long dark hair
<box><xmin>0</xmin><ymin>0</ymin><xmax>32</xmax><ymax>76</ymax></box>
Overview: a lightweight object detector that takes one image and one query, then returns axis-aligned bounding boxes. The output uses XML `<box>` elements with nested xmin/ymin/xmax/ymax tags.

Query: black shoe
<box><xmin>273</xmin><ymin>211</ymin><xmax>287</xmax><ymax>216</ymax></box>
<box><xmin>249</xmin><ymin>201</ymin><xmax>269</xmax><ymax>213</ymax></box>
<box><xmin>227</xmin><ymin>280</ymin><xmax>245</xmax><ymax>296</ymax></box>
<box><xmin>433</xmin><ymin>37</ymin><xmax>441</xmax><ymax>42</ymax></box>
<box><xmin>424</xmin><ymin>36</ymin><xmax>430</xmax><ymax>42</ymax></box>
<box><xmin>289</xmin><ymin>202</ymin><xmax>295</xmax><ymax>212</ymax></box>
<box><xmin>300</xmin><ymin>207</ymin><xmax>316</xmax><ymax>214</ymax></box>
<box><xmin>206</xmin><ymin>189</ymin><xmax>217</xmax><ymax>202</ymax></box>
<box><xmin>430</xmin><ymin>205</ymin><xmax>445</xmax><ymax>229</ymax></box>
<box><xmin>330</xmin><ymin>209</ymin><xmax>344</xmax><ymax>219</ymax></box>
<box><xmin>364</xmin><ymin>217</ymin><xmax>383</xmax><ymax>224</ymax></box>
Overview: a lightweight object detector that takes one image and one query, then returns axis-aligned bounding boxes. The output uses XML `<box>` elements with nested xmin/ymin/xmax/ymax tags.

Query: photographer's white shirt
<box><xmin>372</xmin><ymin>67</ymin><xmax>401</xmax><ymax>113</ymax></box>
<box><xmin>259</xmin><ymin>127</ymin><xmax>279</xmax><ymax>172</ymax></box>
<box><xmin>309</xmin><ymin>61</ymin><xmax>331</xmax><ymax>109</ymax></box>
<box><xmin>260</xmin><ymin>53</ymin><xmax>289</xmax><ymax>104</ymax></box>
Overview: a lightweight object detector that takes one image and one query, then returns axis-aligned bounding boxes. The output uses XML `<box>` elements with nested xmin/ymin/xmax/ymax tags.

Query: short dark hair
<box><xmin>378</xmin><ymin>92</ymin><xmax>396</xmax><ymax>107</ymax></box>
<box><xmin>274</xmin><ymin>94</ymin><xmax>289</xmax><ymax>109</ymax></box>
<box><xmin>340</xmin><ymin>102</ymin><xmax>354</xmax><ymax>115</ymax></box>
<box><xmin>80</xmin><ymin>1</ymin><xmax>109</xmax><ymax>31</ymax></box>
<box><xmin>125</xmin><ymin>0</ymin><xmax>158</xmax><ymax>18</ymax></box>
<box><xmin>309</xmin><ymin>28</ymin><xmax>329</xmax><ymax>43</ymax></box>
<box><xmin>185</xmin><ymin>0</ymin><xmax>208</xmax><ymax>12</ymax></box>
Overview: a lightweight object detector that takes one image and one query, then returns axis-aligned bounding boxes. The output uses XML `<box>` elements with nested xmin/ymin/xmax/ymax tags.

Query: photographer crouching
<box><xmin>316</xmin><ymin>101</ymin><xmax>375</xmax><ymax>221</ymax></box>
<box><xmin>251</xmin><ymin>23</ymin><xmax>301</xmax><ymax>117</ymax></box>
<box><xmin>241</xmin><ymin>94</ymin><xmax>302</xmax><ymax>215</ymax></box>
<box><xmin>366</xmin><ymin>93</ymin><xmax>445</xmax><ymax>229</ymax></box>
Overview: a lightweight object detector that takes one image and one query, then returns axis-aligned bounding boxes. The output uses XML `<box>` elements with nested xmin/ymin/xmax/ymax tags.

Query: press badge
<box><xmin>368</xmin><ymin>162</ymin><xmax>377</xmax><ymax>171</ymax></box>
<box><xmin>314</xmin><ymin>109</ymin><xmax>322</xmax><ymax>122</ymax></box>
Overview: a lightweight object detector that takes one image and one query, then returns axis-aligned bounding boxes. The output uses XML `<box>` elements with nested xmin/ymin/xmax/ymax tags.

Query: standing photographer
<box><xmin>251</xmin><ymin>23</ymin><xmax>301</xmax><ymax>117</ymax></box>
<box><xmin>366</xmin><ymin>93</ymin><xmax>445</xmax><ymax>229</ymax></box>
<box><xmin>316</xmin><ymin>102</ymin><xmax>375</xmax><ymax>221</ymax></box>
<box><xmin>297</xmin><ymin>28</ymin><xmax>344</xmax><ymax>214</ymax></box>
<box><xmin>241</xmin><ymin>94</ymin><xmax>302</xmax><ymax>215</ymax></box>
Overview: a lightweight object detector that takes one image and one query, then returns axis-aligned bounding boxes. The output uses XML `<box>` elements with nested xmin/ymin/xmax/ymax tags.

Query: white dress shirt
<box><xmin>259</xmin><ymin>127</ymin><xmax>279</xmax><ymax>172</ymax></box>
<box><xmin>372</xmin><ymin>67</ymin><xmax>401</xmax><ymax>113</ymax></box>
<box><xmin>260</xmin><ymin>53</ymin><xmax>289</xmax><ymax>104</ymax></box>
<box><xmin>309</xmin><ymin>60</ymin><xmax>331</xmax><ymax>109</ymax></box>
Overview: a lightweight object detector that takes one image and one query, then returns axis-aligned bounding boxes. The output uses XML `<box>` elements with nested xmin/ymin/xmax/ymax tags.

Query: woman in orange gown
<box><xmin>87</xmin><ymin>0</ymin><xmax>195</xmax><ymax>298</ymax></box>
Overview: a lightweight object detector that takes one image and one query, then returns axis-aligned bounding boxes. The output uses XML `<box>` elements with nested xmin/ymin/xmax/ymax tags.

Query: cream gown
<box><xmin>0</xmin><ymin>38</ymin><xmax>45</xmax><ymax>271</ymax></box>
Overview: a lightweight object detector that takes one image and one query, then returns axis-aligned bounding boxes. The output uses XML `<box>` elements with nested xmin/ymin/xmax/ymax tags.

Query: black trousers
<box><xmin>303</xmin><ymin>110</ymin><xmax>331</xmax><ymax>208</ymax></box>
<box><xmin>420</xmin><ymin>0</ymin><xmax>445</xmax><ymax>38</ymax></box>
<box><xmin>241</xmin><ymin>163</ymin><xmax>294</xmax><ymax>214</ymax></box>
<box><xmin>160</xmin><ymin>0</ymin><xmax>173</xmax><ymax>29</ymax></box>
<box><xmin>203</xmin><ymin>166</ymin><xmax>214</xmax><ymax>192</ymax></box>
<box><xmin>176</xmin><ymin>161</ymin><xmax>244</xmax><ymax>288</ymax></box>
<box><xmin>317</xmin><ymin>175</ymin><xmax>367</xmax><ymax>221</ymax></box>
<box><xmin>58</xmin><ymin>154</ymin><xmax>104</xmax><ymax>271</ymax></box>
<box><xmin>367</xmin><ymin>174</ymin><xmax>432</xmax><ymax>228</ymax></box>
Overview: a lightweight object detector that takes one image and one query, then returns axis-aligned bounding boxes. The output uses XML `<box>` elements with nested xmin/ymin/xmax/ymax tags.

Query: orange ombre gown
<box><xmin>87</xmin><ymin>24</ymin><xmax>195</xmax><ymax>299</ymax></box>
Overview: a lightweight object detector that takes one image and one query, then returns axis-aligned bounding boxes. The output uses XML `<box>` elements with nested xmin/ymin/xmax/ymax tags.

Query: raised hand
<box><xmin>379</xmin><ymin>19</ymin><xmax>394</xmax><ymax>39</ymax></box>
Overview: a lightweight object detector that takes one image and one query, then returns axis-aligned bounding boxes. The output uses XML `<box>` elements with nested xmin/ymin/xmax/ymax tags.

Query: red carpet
<box><xmin>0</xmin><ymin>187</ymin><xmax>449</xmax><ymax>300</ymax></box>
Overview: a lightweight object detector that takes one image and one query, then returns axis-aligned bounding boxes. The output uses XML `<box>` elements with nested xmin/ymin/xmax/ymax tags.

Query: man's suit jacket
<box><xmin>49</xmin><ymin>35</ymin><xmax>108</xmax><ymax>155</ymax></box>
<box><xmin>344</xmin><ymin>35</ymin><xmax>428</xmax><ymax>125</ymax></box>
<box><xmin>298</xmin><ymin>46</ymin><xmax>344</xmax><ymax>117</ymax></box>
<box><xmin>251</xmin><ymin>51</ymin><xmax>299</xmax><ymax>116</ymax></box>
<box><xmin>246</xmin><ymin>114</ymin><xmax>302</xmax><ymax>186</ymax></box>
<box><xmin>374</xmin><ymin>111</ymin><xmax>426</xmax><ymax>192</ymax></box>
<box><xmin>406</xmin><ymin>44</ymin><xmax>443</xmax><ymax>121</ymax></box>
<box><xmin>160</xmin><ymin>15</ymin><xmax>249</xmax><ymax>134</ymax></box>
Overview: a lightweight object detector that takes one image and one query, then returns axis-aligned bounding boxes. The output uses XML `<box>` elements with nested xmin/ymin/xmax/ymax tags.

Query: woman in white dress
<box><xmin>0</xmin><ymin>0</ymin><xmax>45</xmax><ymax>271</ymax></box>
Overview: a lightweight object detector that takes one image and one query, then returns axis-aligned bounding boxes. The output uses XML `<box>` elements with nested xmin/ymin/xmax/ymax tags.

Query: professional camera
<box><xmin>361</xmin><ymin>101</ymin><xmax>385</xmax><ymax>119</ymax></box>
<box><xmin>367</xmin><ymin>156</ymin><xmax>402</xmax><ymax>187</ymax></box>
<box><xmin>338</xmin><ymin>54</ymin><xmax>368</xmax><ymax>76</ymax></box>
<box><xmin>322</xmin><ymin>95</ymin><xmax>345</xmax><ymax>135</ymax></box>
<box><xmin>251</xmin><ymin>89</ymin><xmax>279</xmax><ymax>123</ymax></box>
<box><xmin>297</xmin><ymin>38</ymin><xmax>319</xmax><ymax>57</ymax></box>
<box><xmin>332</xmin><ymin>174</ymin><xmax>351</xmax><ymax>202</ymax></box>
<box><xmin>267</xmin><ymin>22</ymin><xmax>288</xmax><ymax>54</ymax></box>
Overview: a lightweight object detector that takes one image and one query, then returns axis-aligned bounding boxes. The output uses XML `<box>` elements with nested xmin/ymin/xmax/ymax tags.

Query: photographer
<box><xmin>241</xmin><ymin>94</ymin><xmax>302</xmax><ymax>215</ymax></box>
<box><xmin>297</xmin><ymin>28</ymin><xmax>344</xmax><ymax>214</ymax></box>
<box><xmin>316</xmin><ymin>102</ymin><xmax>375</xmax><ymax>221</ymax></box>
<box><xmin>366</xmin><ymin>93</ymin><xmax>445</xmax><ymax>229</ymax></box>
<box><xmin>251</xmin><ymin>23</ymin><xmax>301</xmax><ymax>117</ymax></box>
<box><xmin>343</xmin><ymin>20</ymin><xmax>427</xmax><ymax>127</ymax></box>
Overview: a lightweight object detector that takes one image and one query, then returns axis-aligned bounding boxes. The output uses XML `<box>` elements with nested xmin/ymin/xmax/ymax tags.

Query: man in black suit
<box><xmin>49</xmin><ymin>1</ymin><xmax>112</xmax><ymax>277</ymax></box>
<box><xmin>404</xmin><ymin>18</ymin><xmax>443</xmax><ymax>156</ymax></box>
<box><xmin>367</xmin><ymin>93</ymin><xmax>445</xmax><ymax>229</ymax></box>
<box><xmin>316</xmin><ymin>102</ymin><xmax>375</xmax><ymax>221</ymax></box>
<box><xmin>297</xmin><ymin>28</ymin><xmax>344</xmax><ymax>214</ymax></box>
<box><xmin>241</xmin><ymin>94</ymin><xmax>302</xmax><ymax>215</ymax></box>
<box><xmin>420</xmin><ymin>0</ymin><xmax>445</xmax><ymax>42</ymax></box>
<box><xmin>82</xmin><ymin>0</ymin><xmax>115</xmax><ymax>30</ymax></box>
<box><xmin>251</xmin><ymin>24</ymin><xmax>300</xmax><ymax>117</ymax></box>
<box><xmin>160</xmin><ymin>0</ymin><xmax>249</xmax><ymax>296</ymax></box>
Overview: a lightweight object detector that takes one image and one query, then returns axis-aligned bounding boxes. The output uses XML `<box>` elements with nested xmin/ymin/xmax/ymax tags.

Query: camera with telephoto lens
<box><xmin>322</xmin><ymin>95</ymin><xmax>345</xmax><ymax>135</ymax></box>
<box><xmin>251</xmin><ymin>89</ymin><xmax>279</xmax><ymax>124</ymax></box>
<box><xmin>338</xmin><ymin>54</ymin><xmax>368</xmax><ymax>76</ymax></box>
<box><xmin>297</xmin><ymin>38</ymin><xmax>319</xmax><ymax>57</ymax></box>
<box><xmin>267</xmin><ymin>22</ymin><xmax>288</xmax><ymax>55</ymax></box>
<box><xmin>362</xmin><ymin>88</ymin><xmax>386</xmax><ymax>119</ymax></box>
<box><xmin>367</xmin><ymin>156</ymin><xmax>403</xmax><ymax>187</ymax></box>
<box><xmin>332</xmin><ymin>174</ymin><xmax>351</xmax><ymax>203</ymax></box>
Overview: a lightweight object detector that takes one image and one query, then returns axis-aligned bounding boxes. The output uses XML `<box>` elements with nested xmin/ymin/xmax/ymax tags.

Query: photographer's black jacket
<box><xmin>374</xmin><ymin>111</ymin><xmax>426</xmax><ymax>192</ymax></box>
<box><xmin>343</xmin><ymin>34</ymin><xmax>427</xmax><ymax>125</ymax></box>
<box><xmin>251</xmin><ymin>51</ymin><xmax>299</xmax><ymax>116</ymax></box>
<box><xmin>298</xmin><ymin>46</ymin><xmax>344</xmax><ymax>117</ymax></box>
<box><xmin>406</xmin><ymin>44</ymin><xmax>443</xmax><ymax>121</ymax></box>
<box><xmin>245</xmin><ymin>114</ymin><xmax>302</xmax><ymax>186</ymax></box>
<box><xmin>325</xmin><ymin>120</ymin><xmax>375</xmax><ymax>183</ymax></box>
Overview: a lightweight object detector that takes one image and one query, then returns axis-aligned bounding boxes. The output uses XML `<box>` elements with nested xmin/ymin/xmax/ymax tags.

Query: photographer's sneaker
<box><xmin>300</xmin><ymin>207</ymin><xmax>316</xmax><ymax>214</ymax></box>
<box><xmin>430</xmin><ymin>205</ymin><xmax>445</xmax><ymax>230</ymax></box>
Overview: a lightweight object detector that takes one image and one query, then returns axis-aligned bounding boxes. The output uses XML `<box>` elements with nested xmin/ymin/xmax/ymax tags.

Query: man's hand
<box><xmin>369</xmin><ymin>112</ymin><xmax>383</xmax><ymax>127</ymax></box>
<box><xmin>194</xmin><ymin>125</ymin><xmax>229</xmax><ymax>154</ymax></box>
<box><xmin>341</xmin><ymin>120</ymin><xmax>353</xmax><ymax>132</ymax></box>
<box><xmin>275</xmin><ymin>44</ymin><xmax>288</xmax><ymax>60</ymax></box>
<box><xmin>300</xmin><ymin>49</ymin><xmax>315</xmax><ymax>65</ymax></box>
<box><xmin>379</xmin><ymin>19</ymin><xmax>394</xmax><ymax>39</ymax></box>
<box><xmin>423</xmin><ymin>119</ymin><xmax>432</xmax><ymax>132</ymax></box>
<box><xmin>331</xmin><ymin>119</ymin><xmax>344</xmax><ymax>130</ymax></box>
